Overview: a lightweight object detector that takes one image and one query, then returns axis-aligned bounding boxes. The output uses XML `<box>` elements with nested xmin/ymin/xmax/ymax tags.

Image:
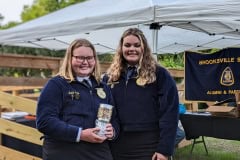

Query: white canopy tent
<box><xmin>0</xmin><ymin>0</ymin><xmax>240</xmax><ymax>54</ymax></box>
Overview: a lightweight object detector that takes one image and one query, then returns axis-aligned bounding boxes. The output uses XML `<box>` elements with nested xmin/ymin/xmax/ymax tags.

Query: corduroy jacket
<box><xmin>36</xmin><ymin>75</ymin><xmax>119</xmax><ymax>142</ymax></box>
<box><xmin>103</xmin><ymin>65</ymin><xmax>179</xmax><ymax>155</ymax></box>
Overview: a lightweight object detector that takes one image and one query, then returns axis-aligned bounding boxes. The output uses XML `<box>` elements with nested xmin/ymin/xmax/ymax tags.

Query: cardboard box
<box><xmin>207</xmin><ymin>106</ymin><xmax>240</xmax><ymax>118</ymax></box>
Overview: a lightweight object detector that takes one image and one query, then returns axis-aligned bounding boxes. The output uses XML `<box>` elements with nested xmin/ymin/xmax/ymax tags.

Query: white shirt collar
<box><xmin>76</xmin><ymin>76</ymin><xmax>90</xmax><ymax>82</ymax></box>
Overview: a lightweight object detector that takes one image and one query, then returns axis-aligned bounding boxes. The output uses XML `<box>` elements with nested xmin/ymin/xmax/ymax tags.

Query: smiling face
<box><xmin>71</xmin><ymin>46</ymin><xmax>95</xmax><ymax>77</ymax></box>
<box><xmin>122</xmin><ymin>35</ymin><xmax>143</xmax><ymax>66</ymax></box>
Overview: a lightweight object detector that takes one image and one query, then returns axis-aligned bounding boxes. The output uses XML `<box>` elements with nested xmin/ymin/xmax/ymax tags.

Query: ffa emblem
<box><xmin>220</xmin><ymin>66</ymin><xmax>234</xmax><ymax>86</ymax></box>
<box><xmin>136</xmin><ymin>78</ymin><xmax>146</xmax><ymax>86</ymax></box>
<box><xmin>74</xmin><ymin>92</ymin><xmax>80</xmax><ymax>100</ymax></box>
<box><xmin>107</xmin><ymin>81</ymin><xmax>119</xmax><ymax>88</ymax></box>
<box><xmin>96</xmin><ymin>88</ymin><xmax>106</xmax><ymax>99</ymax></box>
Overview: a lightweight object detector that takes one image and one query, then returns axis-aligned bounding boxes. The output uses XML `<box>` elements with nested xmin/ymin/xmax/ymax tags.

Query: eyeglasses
<box><xmin>72</xmin><ymin>55</ymin><xmax>95</xmax><ymax>62</ymax></box>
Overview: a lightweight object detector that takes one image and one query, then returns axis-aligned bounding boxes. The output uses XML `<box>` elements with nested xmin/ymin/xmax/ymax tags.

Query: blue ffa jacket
<box><xmin>105</xmin><ymin>65</ymin><xmax>179</xmax><ymax>155</ymax></box>
<box><xmin>36</xmin><ymin>75</ymin><xmax>119</xmax><ymax>142</ymax></box>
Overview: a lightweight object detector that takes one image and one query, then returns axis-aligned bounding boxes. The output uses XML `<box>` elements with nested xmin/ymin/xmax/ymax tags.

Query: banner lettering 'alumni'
<box><xmin>185</xmin><ymin>48</ymin><xmax>240</xmax><ymax>101</ymax></box>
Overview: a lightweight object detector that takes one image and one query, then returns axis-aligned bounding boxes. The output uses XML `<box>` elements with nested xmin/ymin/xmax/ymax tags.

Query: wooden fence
<box><xmin>0</xmin><ymin>53</ymin><xmax>186</xmax><ymax>159</ymax></box>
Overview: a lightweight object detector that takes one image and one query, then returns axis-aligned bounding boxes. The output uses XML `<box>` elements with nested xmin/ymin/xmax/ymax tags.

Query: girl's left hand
<box><xmin>152</xmin><ymin>152</ymin><xmax>168</xmax><ymax>160</ymax></box>
<box><xmin>104</xmin><ymin>123</ymin><xmax>114</xmax><ymax>140</ymax></box>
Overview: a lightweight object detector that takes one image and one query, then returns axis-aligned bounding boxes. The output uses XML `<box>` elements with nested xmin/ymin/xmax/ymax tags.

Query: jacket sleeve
<box><xmin>156</xmin><ymin>67</ymin><xmax>179</xmax><ymax>156</ymax></box>
<box><xmin>102</xmin><ymin>79</ymin><xmax>120</xmax><ymax>141</ymax></box>
<box><xmin>36</xmin><ymin>78</ymin><xmax>79</xmax><ymax>142</ymax></box>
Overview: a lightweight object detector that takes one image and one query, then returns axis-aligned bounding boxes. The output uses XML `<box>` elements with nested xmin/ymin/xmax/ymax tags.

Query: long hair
<box><xmin>106</xmin><ymin>28</ymin><xmax>158</xmax><ymax>84</ymax></box>
<box><xmin>58</xmin><ymin>39</ymin><xmax>101</xmax><ymax>82</ymax></box>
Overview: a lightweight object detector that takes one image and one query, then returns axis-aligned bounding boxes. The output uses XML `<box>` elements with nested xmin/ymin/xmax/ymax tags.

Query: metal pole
<box><xmin>150</xmin><ymin>23</ymin><xmax>162</xmax><ymax>55</ymax></box>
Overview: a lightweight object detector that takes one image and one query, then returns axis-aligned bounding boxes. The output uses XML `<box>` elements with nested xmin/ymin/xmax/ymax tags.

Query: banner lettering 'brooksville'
<box><xmin>185</xmin><ymin>48</ymin><xmax>240</xmax><ymax>101</ymax></box>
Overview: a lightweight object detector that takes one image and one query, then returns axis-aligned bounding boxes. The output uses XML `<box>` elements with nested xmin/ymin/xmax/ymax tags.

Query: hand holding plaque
<box><xmin>95</xmin><ymin>103</ymin><xmax>113</xmax><ymax>137</ymax></box>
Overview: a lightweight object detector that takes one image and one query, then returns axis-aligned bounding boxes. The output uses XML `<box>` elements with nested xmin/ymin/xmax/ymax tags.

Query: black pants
<box><xmin>43</xmin><ymin>139</ymin><xmax>113</xmax><ymax>160</ymax></box>
<box><xmin>110</xmin><ymin>130</ymin><xmax>159</xmax><ymax>160</ymax></box>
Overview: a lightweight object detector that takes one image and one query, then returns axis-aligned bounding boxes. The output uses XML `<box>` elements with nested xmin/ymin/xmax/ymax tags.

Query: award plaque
<box><xmin>95</xmin><ymin>103</ymin><xmax>113</xmax><ymax>137</ymax></box>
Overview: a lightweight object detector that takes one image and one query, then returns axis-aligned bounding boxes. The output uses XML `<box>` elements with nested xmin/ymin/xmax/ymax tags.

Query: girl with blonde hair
<box><xmin>103</xmin><ymin>28</ymin><xmax>179</xmax><ymax>160</ymax></box>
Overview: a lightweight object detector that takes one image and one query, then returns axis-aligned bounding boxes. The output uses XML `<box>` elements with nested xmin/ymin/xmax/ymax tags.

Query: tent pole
<box><xmin>152</xmin><ymin>29</ymin><xmax>158</xmax><ymax>54</ymax></box>
<box><xmin>150</xmin><ymin>23</ymin><xmax>162</xmax><ymax>55</ymax></box>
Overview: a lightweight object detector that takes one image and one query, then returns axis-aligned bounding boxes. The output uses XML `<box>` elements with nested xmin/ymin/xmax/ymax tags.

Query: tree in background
<box><xmin>0</xmin><ymin>0</ymin><xmax>85</xmax><ymax>29</ymax></box>
<box><xmin>158</xmin><ymin>53</ymin><xmax>184</xmax><ymax>69</ymax></box>
<box><xmin>0</xmin><ymin>13</ymin><xmax>3</xmax><ymax>23</ymax></box>
<box><xmin>0</xmin><ymin>0</ymin><xmax>192</xmax><ymax>78</ymax></box>
<box><xmin>21</xmin><ymin>0</ymin><xmax>86</xmax><ymax>22</ymax></box>
<box><xmin>0</xmin><ymin>0</ymin><xmax>86</xmax><ymax>57</ymax></box>
<box><xmin>0</xmin><ymin>12</ymin><xmax>20</xmax><ymax>29</ymax></box>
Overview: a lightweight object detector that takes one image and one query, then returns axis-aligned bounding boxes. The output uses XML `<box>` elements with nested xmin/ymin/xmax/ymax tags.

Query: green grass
<box><xmin>174</xmin><ymin>137</ymin><xmax>240</xmax><ymax>160</ymax></box>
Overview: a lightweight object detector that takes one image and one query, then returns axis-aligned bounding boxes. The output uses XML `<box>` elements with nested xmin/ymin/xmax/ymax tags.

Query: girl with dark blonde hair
<box><xmin>37</xmin><ymin>39</ymin><xmax>119</xmax><ymax>160</ymax></box>
<box><xmin>103</xmin><ymin>28</ymin><xmax>179</xmax><ymax>160</ymax></box>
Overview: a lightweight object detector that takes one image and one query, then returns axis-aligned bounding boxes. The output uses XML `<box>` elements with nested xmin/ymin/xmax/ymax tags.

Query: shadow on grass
<box><xmin>174</xmin><ymin>137</ymin><xmax>240</xmax><ymax>160</ymax></box>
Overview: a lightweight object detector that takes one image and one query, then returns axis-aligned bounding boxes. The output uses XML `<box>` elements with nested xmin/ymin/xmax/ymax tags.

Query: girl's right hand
<box><xmin>80</xmin><ymin>128</ymin><xmax>107</xmax><ymax>143</ymax></box>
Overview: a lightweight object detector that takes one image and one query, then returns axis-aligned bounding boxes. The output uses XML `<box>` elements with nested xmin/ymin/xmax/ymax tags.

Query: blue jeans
<box><xmin>175</xmin><ymin>127</ymin><xmax>185</xmax><ymax>146</ymax></box>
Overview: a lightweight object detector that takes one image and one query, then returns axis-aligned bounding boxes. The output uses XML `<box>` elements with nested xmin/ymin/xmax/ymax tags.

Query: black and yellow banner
<box><xmin>185</xmin><ymin>48</ymin><xmax>240</xmax><ymax>101</ymax></box>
